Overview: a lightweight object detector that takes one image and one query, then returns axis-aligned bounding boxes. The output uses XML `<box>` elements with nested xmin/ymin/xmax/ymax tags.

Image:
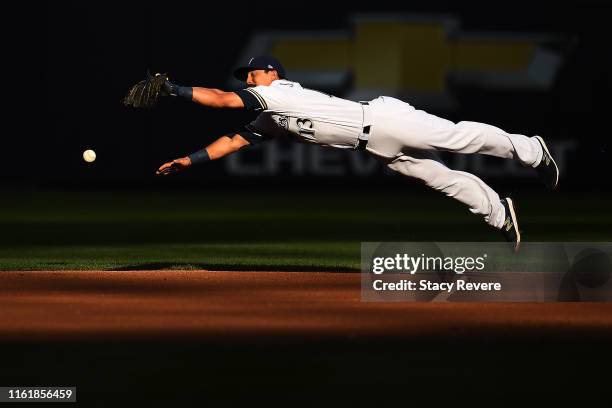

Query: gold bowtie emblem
<box><xmin>504</xmin><ymin>217</ymin><xmax>513</xmax><ymax>231</ymax></box>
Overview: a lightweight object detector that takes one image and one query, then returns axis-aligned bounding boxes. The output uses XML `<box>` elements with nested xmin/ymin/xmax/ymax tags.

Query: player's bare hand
<box><xmin>156</xmin><ymin>157</ymin><xmax>192</xmax><ymax>176</ymax></box>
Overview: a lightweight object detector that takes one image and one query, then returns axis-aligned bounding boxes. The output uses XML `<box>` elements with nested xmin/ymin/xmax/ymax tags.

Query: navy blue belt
<box><xmin>358</xmin><ymin>101</ymin><xmax>371</xmax><ymax>150</ymax></box>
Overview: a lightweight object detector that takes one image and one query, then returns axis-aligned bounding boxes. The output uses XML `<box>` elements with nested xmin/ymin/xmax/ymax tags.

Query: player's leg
<box><xmin>385</xmin><ymin>151</ymin><xmax>503</xmax><ymax>228</ymax></box>
<box><xmin>422</xmin><ymin>117</ymin><xmax>558</xmax><ymax>189</ymax></box>
<box><xmin>368</xmin><ymin>97</ymin><xmax>543</xmax><ymax>166</ymax></box>
<box><xmin>447</xmin><ymin>120</ymin><xmax>542</xmax><ymax>166</ymax></box>
<box><xmin>446</xmin><ymin>123</ymin><xmax>558</xmax><ymax>189</ymax></box>
<box><xmin>367</xmin><ymin>96</ymin><xmax>558</xmax><ymax>189</ymax></box>
<box><xmin>381</xmin><ymin>151</ymin><xmax>520</xmax><ymax>249</ymax></box>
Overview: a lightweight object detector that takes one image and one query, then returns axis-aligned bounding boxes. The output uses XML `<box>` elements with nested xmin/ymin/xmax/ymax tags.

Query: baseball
<box><xmin>83</xmin><ymin>149</ymin><xmax>96</xmax><ymax>163</ymax></box>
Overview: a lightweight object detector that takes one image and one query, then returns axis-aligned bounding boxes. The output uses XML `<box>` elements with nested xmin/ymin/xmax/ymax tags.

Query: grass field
<box><xmin>1</xmin><ymin>188</ymin><xmax>611</xmax><ymax>271</ymax></box>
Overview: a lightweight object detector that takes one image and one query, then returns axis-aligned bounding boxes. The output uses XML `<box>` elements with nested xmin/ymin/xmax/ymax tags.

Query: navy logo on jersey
<box><xmin>275</xmin><ymin>115</ymin><xmax>289</xmax><ymax>130</ymax></box>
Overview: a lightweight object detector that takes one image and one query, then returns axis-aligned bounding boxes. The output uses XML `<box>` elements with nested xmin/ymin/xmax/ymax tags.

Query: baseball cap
<box><xmin>233</xmin><ymin>56</ymin><xmax>286</xmax><ymax>81</ymax></box>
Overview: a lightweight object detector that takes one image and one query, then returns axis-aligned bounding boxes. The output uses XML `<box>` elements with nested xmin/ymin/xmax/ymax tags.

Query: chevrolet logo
<box><xmin>231</xmin><ymin>14</ymin><xmax>571</xmax><ymax>110</ymax></box>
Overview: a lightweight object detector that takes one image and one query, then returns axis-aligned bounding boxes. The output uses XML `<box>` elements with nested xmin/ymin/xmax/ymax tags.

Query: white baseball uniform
<box><xmin>235</xmin><ymin>80</ymin><xmax>544</xmax><ymax>229</ymax></box>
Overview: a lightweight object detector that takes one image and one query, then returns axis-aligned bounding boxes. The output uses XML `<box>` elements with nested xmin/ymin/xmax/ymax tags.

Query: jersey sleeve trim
<box><xmin>245</xmin><ymin>88</ymin><xmax>268</xmax><ymax>110</ymax></box>
<box><xmin>236</xmin><ymin>124</ymin><xmax>271</xmax><ymax>145</ymax></box>
<box><xmin>235</xmin><ymin>89</ymin><xmax>264</xmax><ymax>111</ymax></box>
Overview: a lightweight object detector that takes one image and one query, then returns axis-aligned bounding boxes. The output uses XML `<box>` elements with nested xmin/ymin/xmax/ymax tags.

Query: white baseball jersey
<box><xmin>232</xmin><ymin>78</ymin><xmax>547</xmax><ymax>232</ymax></box>
<box><xmin>235</xmin><ymin>80</ymin><xmax>367</xmax><ymax>149</ymax></box>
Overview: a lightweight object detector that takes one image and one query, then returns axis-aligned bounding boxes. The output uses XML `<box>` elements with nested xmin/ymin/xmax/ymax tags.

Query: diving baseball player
<box><xmin>127</xmin><ymin>56</ymin><xmax>559</xmax><ymax>251</ymax></box>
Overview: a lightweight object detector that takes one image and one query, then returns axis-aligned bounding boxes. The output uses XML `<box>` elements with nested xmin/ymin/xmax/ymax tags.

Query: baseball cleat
<box><xmin>533</xmin><ymin>135</ymin><xmax>559</xmax><ymax>190</ymax></box>
<box><xmin>500</xmin><ymin>197</ymin><xmax>521</xmax><ymax>252</ymax></box>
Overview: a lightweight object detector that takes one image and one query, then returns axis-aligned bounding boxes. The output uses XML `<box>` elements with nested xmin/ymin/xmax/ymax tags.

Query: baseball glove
<box><xmin>123</xmin><ymin>72</ymin><xmax>169</xmax><ymax>108</ymax></box>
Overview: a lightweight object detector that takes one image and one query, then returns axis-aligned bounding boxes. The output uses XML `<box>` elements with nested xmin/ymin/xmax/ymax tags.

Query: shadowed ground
<box><xmin>2</xmin><ymin>270</ymin><xmax>611</xmax><ymax>341</ymax></box>
<box><xmin>1</xmin><ymin>270</ymin><xmax>611</xmax><ymax>406</ymax></box>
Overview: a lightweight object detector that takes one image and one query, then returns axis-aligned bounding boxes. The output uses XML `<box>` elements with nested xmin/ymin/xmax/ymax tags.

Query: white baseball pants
<box><xmin>364</xmin><ymin>96</ymin><xmax>543</xmax><ymax>229</ymax></box>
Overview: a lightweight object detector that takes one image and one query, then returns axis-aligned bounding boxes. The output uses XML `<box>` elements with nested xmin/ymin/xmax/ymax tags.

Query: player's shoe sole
<box><xmin>500</xmin><ymin>197</ymin><xmax>521</xmax><ymax>253</ymax></box>
<box><xmin>534</xmin><ymin>135</ymin><xmax>559</xmax><ymax>190</ymax></box>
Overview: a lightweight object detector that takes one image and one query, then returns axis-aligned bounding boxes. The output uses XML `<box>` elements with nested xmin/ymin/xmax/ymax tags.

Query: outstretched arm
<box><xmin>191</xmin><ymin>88</ymin><xmax>245</xmax><ymax>108</ymax></box>
<box><xmin>164</xmin><ymin>80</ymin><xmax>245</xmax><ymax>109</ymax></box>
<box><xmin>156</xmin><ymin>134</ymin><xmax>250</xmax><ymax>176</ymax></box>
